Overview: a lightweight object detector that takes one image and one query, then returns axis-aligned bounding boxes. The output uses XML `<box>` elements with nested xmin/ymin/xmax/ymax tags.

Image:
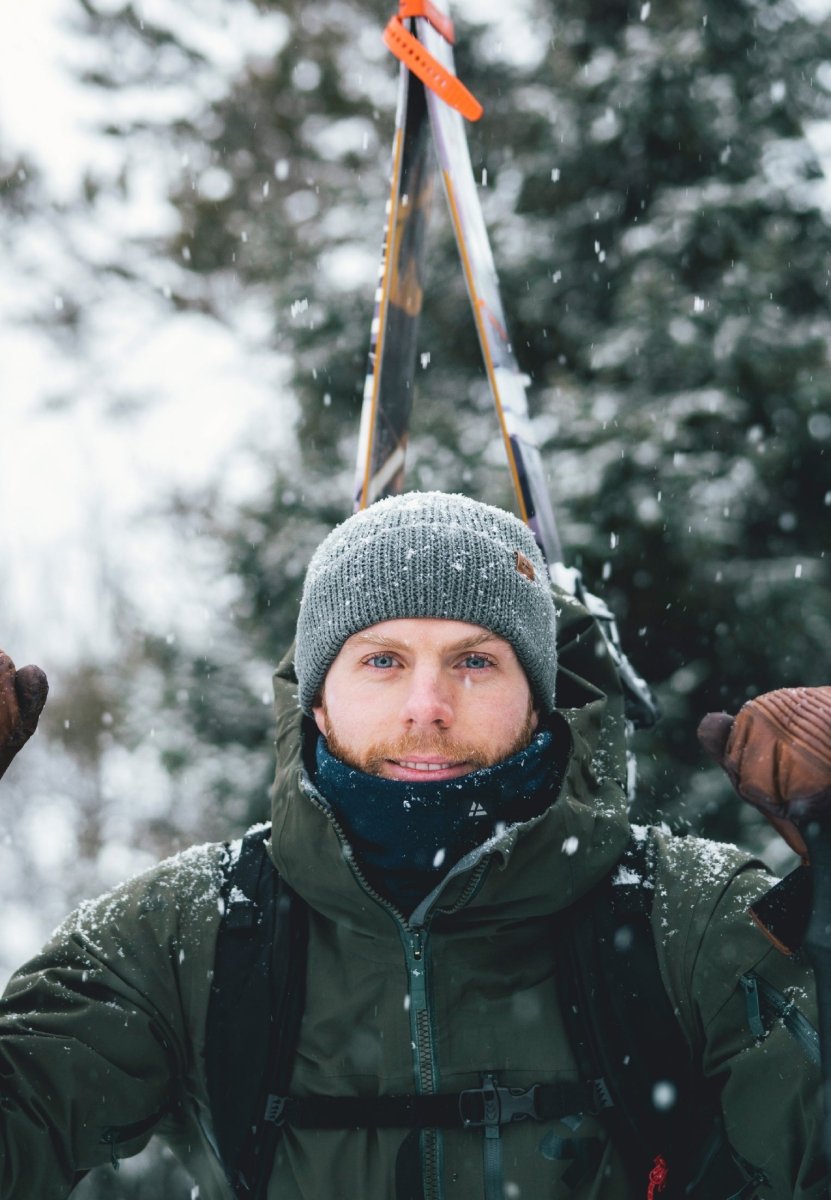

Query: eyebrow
<box><xmin>352</xmin><ymin>630</ymin><xmax>499</xmax><ymax>653</ymax></box>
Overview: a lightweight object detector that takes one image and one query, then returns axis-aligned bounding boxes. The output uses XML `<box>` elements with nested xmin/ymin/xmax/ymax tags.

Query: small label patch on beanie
<box><xmin>514</xmin><ymin>550</ymin><xmax>536</xmax><ymax>582</ymax></box>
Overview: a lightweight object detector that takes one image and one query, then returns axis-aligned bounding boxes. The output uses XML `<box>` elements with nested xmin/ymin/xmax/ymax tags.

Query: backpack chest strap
<box><xmin>263</xmin><ymin>1076</ymin><xmax>612</xmax><ymax>1131</ymax></box>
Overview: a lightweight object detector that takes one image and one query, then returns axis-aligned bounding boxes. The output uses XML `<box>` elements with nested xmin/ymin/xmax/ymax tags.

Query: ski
<box><xmin>415</xmin><ymin>3</ymin><xmax>566</xmax><ymax>569</ymax></box>
<box><xmin>353</xmin><ymin>43</ymin><xmax>436</xmax><ymax>510</ymax></box>
<box><xmin>357</xmin><ymin>0</ymin><xmax>658</xmax><ymax>729</ymax></box>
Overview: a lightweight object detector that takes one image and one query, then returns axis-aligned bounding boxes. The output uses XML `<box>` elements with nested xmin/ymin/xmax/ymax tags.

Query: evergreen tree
<box><xmin>498</xmin><ymin>0</ymin><xmax>831</xmax><ymax>840</ymax></box>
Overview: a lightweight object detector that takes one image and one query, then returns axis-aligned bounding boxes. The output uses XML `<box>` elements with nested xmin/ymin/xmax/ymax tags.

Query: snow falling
<box><xmin>2</xmin><ymin>0</ymin><xmax>831</xmax><ymax>1189</ymax></box>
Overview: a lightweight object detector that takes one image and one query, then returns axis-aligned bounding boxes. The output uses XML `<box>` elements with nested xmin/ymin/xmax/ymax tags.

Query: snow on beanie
<box><xmin>294</xmin><ymin>491</ymin><xmax>557</xmax><ymax>715</ymax></box>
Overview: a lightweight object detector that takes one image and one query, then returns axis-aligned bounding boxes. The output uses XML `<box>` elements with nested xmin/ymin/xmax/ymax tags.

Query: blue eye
<box><xmin>367</xmin><ymin>653</ymin><xmax>396</xmax><ymax>669</ymax></box>
<box><xmin>462</xmin><ymin>654</ymin><xmax>491</xmax><ymax>669</ymax></box>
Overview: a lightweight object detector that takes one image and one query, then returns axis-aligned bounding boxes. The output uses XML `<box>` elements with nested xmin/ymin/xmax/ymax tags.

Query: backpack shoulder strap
<box><xmin>555</xmin><ymin>829</ymin><xmax>703</xmax><ymax>1194</ymax></box>
<box><xmin>206</xmin><ymin>823</ymin><xmax>308</xmax><ymax>1200</ymax></box>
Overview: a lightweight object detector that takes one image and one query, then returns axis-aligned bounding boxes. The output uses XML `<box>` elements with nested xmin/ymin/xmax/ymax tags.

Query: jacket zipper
<box><xmin>739</xmin><ymin>970</ymin><xmax>821</xmax><ymax>1063</ymax></box>
<box><xmin>301</xmin><ymin>776</ymin><xmax>495</xmax><ymax>1200</ymax></box>
<box><xmin>402</xmin><ymin>858</ymin><xmax>491</xmax><ymax>1200</ymax></box>
<box><xmin>402</xmin><ymin>925</ymin><xmax>442</xmax><ymax>1200</ymax></box>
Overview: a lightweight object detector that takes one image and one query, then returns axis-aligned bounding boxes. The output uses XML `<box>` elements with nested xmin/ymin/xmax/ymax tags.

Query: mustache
<box><xmin>361</xmin><ymin>735</ymin><xmax>489</xmax><ymax>775</ymax></box>
<box><xmin>318</xmin><ymin>694</ymin><xmax>539</xmax><ymax>778</ymax></box>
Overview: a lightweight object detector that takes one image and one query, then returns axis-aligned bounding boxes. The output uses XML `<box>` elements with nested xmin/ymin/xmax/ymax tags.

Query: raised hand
<box><xmin>0</xmin><ymin>652</ymin><xmax>49</xmax><ymax>781</ymax></box>
<box><xmin>698</xmin><ymin>687</ymin><xmax>831</xmax><ymax>862</ymax></box>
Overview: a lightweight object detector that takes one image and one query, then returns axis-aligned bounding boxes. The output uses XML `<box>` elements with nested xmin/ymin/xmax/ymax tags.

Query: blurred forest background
<box><xmin>2</xmin><ymin>0</ymin><xmax>831</xmax><ymax>1192</ymax></box>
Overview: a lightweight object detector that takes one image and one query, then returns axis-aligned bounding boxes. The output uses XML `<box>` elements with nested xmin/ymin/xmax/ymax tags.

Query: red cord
<box><xmin>646</xmin><ymin>1155</ymin><xmax>669</xmax><ymax>1200</ymax></box>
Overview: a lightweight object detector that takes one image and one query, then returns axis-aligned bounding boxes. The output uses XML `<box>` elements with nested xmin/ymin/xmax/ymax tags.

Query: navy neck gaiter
<box><xmin>313</xmin><ymin>726</ymin><xmax>565</xmax><ymax>914</ymax></box>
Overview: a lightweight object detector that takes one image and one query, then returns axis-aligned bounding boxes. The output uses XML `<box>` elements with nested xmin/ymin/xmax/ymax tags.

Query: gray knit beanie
<box><xmin>295</xmin><ymin>492</ymin><xmax>557</xmax><ymax>715</ymax></box>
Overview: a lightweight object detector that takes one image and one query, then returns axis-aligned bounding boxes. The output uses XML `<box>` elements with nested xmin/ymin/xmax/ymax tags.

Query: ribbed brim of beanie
<box><xmin>294</xmin><ymin>492</ymin><xmax>557</xmax><ymax>714</ymax></box>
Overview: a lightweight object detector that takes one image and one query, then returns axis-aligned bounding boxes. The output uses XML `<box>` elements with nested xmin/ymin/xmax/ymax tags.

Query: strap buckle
<box><xmin>592</xmin><ymin>1077</ymin><xmax>614</xmax><ymax>1112</ymax></box>
<box><xmin>459</xmin><ymin>1076</ymin><xmax>541</xmax><ymax>1127</ymax></box>
<box><xmin>264</xmin><ymin>1095</ymin><xmax>287</xmax><ymax>1126</ymax></box>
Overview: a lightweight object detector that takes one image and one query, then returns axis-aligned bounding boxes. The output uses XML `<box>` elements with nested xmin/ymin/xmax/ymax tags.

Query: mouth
<box><xmin>384</xmin><ymin>756</ymin><xmax>472</xmax><ymax>782</ymax></box>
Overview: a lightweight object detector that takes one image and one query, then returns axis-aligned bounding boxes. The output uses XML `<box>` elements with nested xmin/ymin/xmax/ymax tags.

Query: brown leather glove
<box><xmin>698</xmin><ymin>686</ymin><xmax>831</xmax><ymax>862</ymax></box>
<box><xmin>0</xmin><ymin>652</ymin><xmax>49</xmax><ymax>780</ymax></box>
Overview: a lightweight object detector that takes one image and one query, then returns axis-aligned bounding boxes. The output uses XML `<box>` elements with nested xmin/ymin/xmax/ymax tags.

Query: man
<box><xmin>0</xmin><ymin>490</ymin><xmax>827</xmax><ymax>1199</ymax></box>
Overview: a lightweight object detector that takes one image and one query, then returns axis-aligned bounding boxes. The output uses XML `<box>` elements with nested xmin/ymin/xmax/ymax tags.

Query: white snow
<box><xmin>612</xmin><ymin>864</ymin><xmax>643</xmax><ymax>886</ymax></box>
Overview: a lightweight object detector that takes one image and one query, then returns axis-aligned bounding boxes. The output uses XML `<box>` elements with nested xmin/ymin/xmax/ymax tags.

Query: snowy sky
<box><xmin>1</xmin><ymin>0</ymin><xmax>295</xmax><ymax>663</ymax></box>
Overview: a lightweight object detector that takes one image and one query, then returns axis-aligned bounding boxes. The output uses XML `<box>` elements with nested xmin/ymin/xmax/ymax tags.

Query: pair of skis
<box><xmin>354</xmin><ymin>0</ymin><xmax>657</xmax><ymax>730</ymax></box>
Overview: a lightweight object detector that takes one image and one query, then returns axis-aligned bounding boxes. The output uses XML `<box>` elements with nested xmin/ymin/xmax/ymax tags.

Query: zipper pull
<box><xmin>738</xmin><ymin>973</ymin><xmax>766</xmax><ymax>1040</ymax></box>
<box><xmin>100</xmin><ymin>1131</ymin><xmax>120</xmax><ymax>1172</ymax></box>
<box><xmin>412</xmin><ymin>929</ymin><xmax>423</xmax><ymax>960</ymax></box>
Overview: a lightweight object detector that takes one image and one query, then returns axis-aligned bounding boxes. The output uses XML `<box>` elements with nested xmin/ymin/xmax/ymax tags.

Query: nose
<box><xmin>398</xmin><ymin>665</ymin><xmax>454</xmax><ymax>730</ymax></box>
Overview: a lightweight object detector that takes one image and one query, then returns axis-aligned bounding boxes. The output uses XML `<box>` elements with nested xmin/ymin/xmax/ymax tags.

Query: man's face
<box><xmin>312</xmin><ymin>618</ymin><xmax>538</xmax><ymax>782</ymax></box>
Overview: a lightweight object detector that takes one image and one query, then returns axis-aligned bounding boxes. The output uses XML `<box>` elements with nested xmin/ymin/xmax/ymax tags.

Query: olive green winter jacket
<box><xmin>0</xmin><ymin>591</ymin><xmax>824</xmax><ymax>1198</ymax></box>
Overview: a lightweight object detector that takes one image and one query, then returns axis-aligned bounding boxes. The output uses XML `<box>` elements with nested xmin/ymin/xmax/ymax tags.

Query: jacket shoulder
<box><xmin>645</xmin><ymin>826</ymin><xmax>774</xmax><ymax>1049</ymax></box>
<box><xmin>59</xmin><ymin>839</ymin><xmax>231</xmax><ymax>947</ymax></box>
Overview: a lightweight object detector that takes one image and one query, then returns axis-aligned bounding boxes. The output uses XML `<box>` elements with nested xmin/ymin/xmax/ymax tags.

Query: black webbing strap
<box><xmin>555</xmin><ymin>832</ymin><xmax>713</xmax><ymax>1198</ymax></box>
<box><xmin>748</xmin><ymin>865</ymin><xmax>811</xmax><ymax>955</ymax></box>
<box><xmin>261</xmin><ymin>1077</ymin><xmax>611</xmax><ymax>1131</ymax></box>
<box><xmin>206</xmin><ymin>826</ymin><xmax>308</xmax><ymax>1200</ymax></box>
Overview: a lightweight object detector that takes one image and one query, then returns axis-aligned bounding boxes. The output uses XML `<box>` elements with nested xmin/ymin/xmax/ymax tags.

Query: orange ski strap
<box><xmin>383</xmin><ymin>15</ymin><xmax>483</xmax><ymax>122</ymax></box>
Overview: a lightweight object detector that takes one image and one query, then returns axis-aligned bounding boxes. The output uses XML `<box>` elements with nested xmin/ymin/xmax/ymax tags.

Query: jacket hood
<box><xmin>269</xmin><ymin>585</ymin><xmax>631</xmax><ymax>928</ymax></box>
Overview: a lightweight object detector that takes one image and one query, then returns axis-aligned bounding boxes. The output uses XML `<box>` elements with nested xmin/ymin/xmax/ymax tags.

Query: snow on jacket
<box><xmin>0</xmin><ymin>591</ymin><xmax>823</xmax><ymax>1198</ymax></box>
